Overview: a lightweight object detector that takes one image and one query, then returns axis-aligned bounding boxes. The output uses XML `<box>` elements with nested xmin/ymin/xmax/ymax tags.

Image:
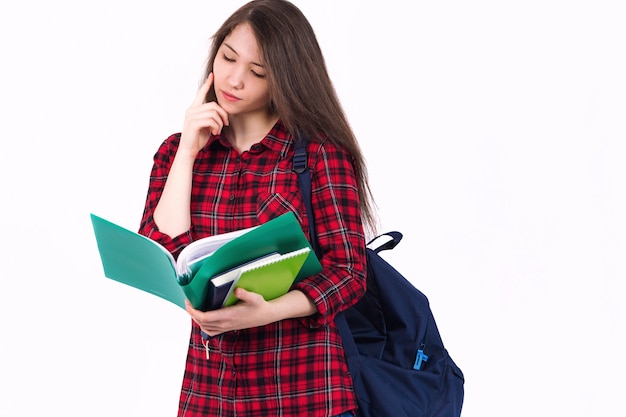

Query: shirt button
<box><xmin>229</xmin><ymin>195</ymin><xmax>235</xmax><ymax>201</ymax></box>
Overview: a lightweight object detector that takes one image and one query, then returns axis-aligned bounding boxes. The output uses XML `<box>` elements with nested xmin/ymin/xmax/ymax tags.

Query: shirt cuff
<box><xmin>142</xmin><ymin>219</ymin><xmax>193</xmax><ymax>259</ymax></box>
<box><xmin>293</xmin><ymin>279</ymin><xmax>333</xmax><ymax>328</ymax></box>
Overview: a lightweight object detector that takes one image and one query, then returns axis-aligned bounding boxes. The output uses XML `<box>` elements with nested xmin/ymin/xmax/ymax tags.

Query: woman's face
<box><xmin>212</xmin><ymin>23</ymin><xmax>271</xmax><ymax>117</ymax></box>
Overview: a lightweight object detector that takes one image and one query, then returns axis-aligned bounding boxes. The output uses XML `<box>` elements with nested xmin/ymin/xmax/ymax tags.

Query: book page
<box><xmin>175</xmin><ymin>224</ymin><xmax>259</xmax><ymax>278</ymax></box>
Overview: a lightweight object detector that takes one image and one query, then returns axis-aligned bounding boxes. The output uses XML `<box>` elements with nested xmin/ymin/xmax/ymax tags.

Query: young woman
<box><xmin>138</xmin><ymin>1</ymin><xmax>377</xmax><ymax>416</ymax></box>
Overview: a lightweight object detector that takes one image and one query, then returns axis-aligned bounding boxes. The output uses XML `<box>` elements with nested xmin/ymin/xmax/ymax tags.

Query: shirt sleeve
<box><xmin>138</xmin><ymin>133</ymin><xmax>193</xmax><ymax>258</ymax></box>
<box><xmin>293</xmin><ymin>141</ymin><xmax>367</xmax><ymax>328</ymax></box>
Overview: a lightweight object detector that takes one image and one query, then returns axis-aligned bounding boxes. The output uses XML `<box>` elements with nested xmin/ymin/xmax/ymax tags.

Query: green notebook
<box><xmin>90</xmin><ymin>212</ymin><xmax>322</xmax><ymax>310</ymax></box>
<box><xmin>221</xmin><ymin>247</ymin><xmax>311</xmax><ymax>307</ymax></box>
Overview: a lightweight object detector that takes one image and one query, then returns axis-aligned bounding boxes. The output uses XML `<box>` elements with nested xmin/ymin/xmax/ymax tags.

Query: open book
<box><xmin>90</xmin><ymin>212</ymin><xmax>322</xmax><ymax>311</ymax></box>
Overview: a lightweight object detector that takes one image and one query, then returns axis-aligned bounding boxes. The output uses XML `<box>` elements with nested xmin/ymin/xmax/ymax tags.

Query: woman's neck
<box><xmin>225</xmin><ymin>112</ymin><xmax>279</xmax><ymax>153</ymax></box>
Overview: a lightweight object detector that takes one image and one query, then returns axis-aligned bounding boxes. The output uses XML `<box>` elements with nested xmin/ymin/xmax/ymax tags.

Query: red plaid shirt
<box><xmin>139</xmin><ymin>120</ymin><xmax>366</xmax><ymax>417</ymax></box>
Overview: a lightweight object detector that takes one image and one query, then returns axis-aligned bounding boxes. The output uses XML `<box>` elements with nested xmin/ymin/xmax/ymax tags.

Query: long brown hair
<box><xmin>203</xmin><ymin>0</ymin><xmax>378</xmax><ymax>234</ymax></box>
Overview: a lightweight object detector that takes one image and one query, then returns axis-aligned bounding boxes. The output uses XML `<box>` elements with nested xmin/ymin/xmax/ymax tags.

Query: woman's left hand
<box><xmin>185</xmin><ymin>288</ymin><xmax>276</xmax><ymax>337</ymax></box>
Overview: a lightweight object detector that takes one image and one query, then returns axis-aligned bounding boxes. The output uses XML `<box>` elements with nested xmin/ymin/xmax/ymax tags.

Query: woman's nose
<box><xmin>227</xmin><ymin>67</ymin><xmax>245</xmax><ymax>90</ymax></box>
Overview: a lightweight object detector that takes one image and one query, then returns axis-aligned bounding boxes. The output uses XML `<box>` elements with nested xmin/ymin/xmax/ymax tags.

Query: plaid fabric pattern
<box><xmin>139</xmin><ymin>121</ymin><xmax>366</xmax><ymax>417</ymax></box>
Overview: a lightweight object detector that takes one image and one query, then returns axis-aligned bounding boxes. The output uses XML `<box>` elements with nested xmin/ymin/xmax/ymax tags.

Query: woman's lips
<box><xmin>221</xmin><ymin>90</ymin><xmax>241</xmax><ymax>102</ymax></box>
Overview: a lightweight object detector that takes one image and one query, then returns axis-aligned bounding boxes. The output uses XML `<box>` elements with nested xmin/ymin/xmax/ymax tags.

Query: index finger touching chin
<box><xmin>193</xmin><ymin>73</ymin><xmax>214</xmax><ymax>105</ymax></box>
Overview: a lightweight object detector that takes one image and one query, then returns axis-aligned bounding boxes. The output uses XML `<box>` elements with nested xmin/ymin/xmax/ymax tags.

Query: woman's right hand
<box><xmin>178</xmin><ymin>73</ymin><xmax>229</xmax><ymax>157</ymax></box>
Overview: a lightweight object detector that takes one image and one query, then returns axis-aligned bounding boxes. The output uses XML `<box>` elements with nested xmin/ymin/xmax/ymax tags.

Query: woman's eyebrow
<box><xmin>223</xmin><ymin>42</ymin><xmax>264</xmax><ymax>68</ymax></box>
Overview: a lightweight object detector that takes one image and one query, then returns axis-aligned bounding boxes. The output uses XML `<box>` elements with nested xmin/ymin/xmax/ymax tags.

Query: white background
<box><xmin>1</xmin><ymin>1</ymin><xmax>624</xmax><ymax>416</ymax></box>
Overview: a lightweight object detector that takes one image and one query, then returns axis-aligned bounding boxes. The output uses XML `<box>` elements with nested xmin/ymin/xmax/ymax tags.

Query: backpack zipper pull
<box><xmin>413</xmin><ymin>345</ymin><xmax>429</xmax><ymax>371</ymax></box>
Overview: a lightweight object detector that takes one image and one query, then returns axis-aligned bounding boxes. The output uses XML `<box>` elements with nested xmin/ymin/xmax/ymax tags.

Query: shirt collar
<box><xmin>206</xmin><ymin>119</ymin><xmax>294</xmax><ymax>157</ymax></box>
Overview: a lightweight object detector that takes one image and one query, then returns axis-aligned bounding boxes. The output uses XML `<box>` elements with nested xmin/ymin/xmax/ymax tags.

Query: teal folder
<box><xmin>90</xmin><ymin>212</ymin><xmax>322</xmax><ymax>310</ymax></box>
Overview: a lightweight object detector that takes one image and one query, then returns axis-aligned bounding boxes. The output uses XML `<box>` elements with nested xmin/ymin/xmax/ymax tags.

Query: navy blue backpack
<box><xmin>294</xmin><ymin>140</ymin><xmax>465</xmax><ymax>417</ymax></box>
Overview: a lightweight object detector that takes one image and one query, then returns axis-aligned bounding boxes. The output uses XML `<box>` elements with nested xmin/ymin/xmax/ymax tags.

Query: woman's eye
<box><xmin>223</xmin><ymin>54</ymin><xmax>235</xmax><ymax>62</ymax></box>
<box><xmin>251</xmin><ymin>71</ymin><xmax>266</xmax><ymax>79</ymax></box>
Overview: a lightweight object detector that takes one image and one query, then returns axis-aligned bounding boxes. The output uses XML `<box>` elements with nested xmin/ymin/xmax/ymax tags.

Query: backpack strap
<box><xmin>367</xmin><ymin>231</ymin><xmax>403</xmax><ymax>253</ymax></box>
<box><xmin>293</xmin><ymin>138</ymin><xmax>321</xmax><ymax>259</ymax></box>
<box><xmin>293</xmin><ymin>138</ymin><xmax>360</xmax><ymax>359</ymax></box>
